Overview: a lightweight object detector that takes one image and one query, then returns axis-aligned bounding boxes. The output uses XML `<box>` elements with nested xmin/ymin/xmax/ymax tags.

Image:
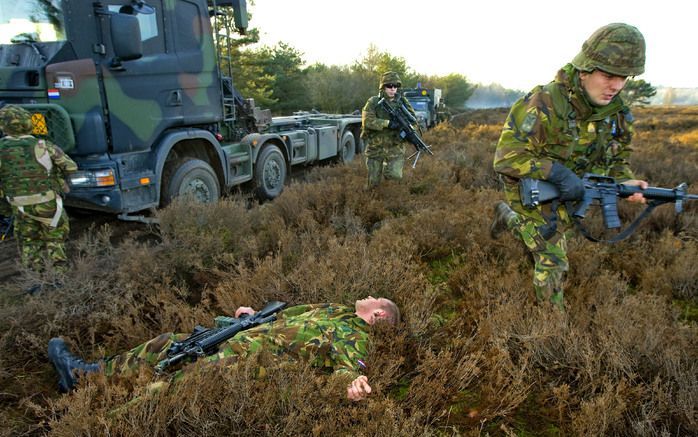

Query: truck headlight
<box><xmin>69</xmin><ymin>169</ymin><xmax>116</xmax><ymax>187</ymax></box>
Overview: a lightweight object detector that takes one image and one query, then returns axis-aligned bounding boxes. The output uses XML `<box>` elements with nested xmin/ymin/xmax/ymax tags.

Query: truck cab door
<box><xmin>99</xmin><ymin>0</ymin><xmax>182</xmax><ymax>155</ymax></box>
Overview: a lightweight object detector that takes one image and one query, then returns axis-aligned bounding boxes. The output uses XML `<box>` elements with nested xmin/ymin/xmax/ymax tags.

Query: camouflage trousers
<box><xmin>12</xmin><ymin>199</ymin><xmax>70</xmax><ymax>272</ymax></box>
<box><xmin>104</xmin><ymin>327</ymin><xmax>284</xmax><ymax>378</ymax></box>
<box><xmin>506</xmin><ymin>213</ymin><xmax>572</xmax><ymax>308</ymax></box>
<box><xmin>364</xmin><ymin>142</ymin><xmax>405</xmax><ymax>188</ymax></box>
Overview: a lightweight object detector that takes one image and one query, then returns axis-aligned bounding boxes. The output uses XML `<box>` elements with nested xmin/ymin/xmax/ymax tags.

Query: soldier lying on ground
<box><xmin>48</xmin><ymin>296</ymin><xmax>401</xmax><ymax>402</ymax></box>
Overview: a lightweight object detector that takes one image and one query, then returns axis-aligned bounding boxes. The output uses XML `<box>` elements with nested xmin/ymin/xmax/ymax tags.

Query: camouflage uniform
<box><xmin>104</xmin><ymin>304</ymin><xmax>370</xmax><ymax>381</ymax></box>
<box><xmin>361</xmin><ymin>71</ymin><xmax>418</xmax><ymax>188</ymax></box>
<box><xmin>0</xmin><ymin>105</ymin><xmax>77</xmax><ymax>272</ymax></box>
<box><xmin>492</xmin><ymin>24</ymin><xmax>645</xmax><ymax>307</ymax></box>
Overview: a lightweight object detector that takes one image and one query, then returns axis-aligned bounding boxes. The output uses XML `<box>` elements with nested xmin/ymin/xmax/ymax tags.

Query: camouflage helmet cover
<box><xmin>571</xmin><ymin>23</ymin><xmax>646</xmax><ymax>76</ymax></box>
<box><xmin>0</xmin><ymin>105</ymin><xmax>33</xmax><ymax>135</ymax></box>
<box><xmin>379</xmin><ymin>71</ymin><xmax>402</xmax><ymax>90</ymax></box>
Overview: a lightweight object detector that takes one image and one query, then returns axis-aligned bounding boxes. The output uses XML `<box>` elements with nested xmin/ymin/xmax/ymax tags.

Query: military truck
<box><xmin>403</xmin><ymin>87</ymin><xmax>442</xmax><ymax>130</ymax></box>
<box><xmin>0</xmin><ymin>0</ymin><xmax>362</xmax><ymax>221</ymax></box>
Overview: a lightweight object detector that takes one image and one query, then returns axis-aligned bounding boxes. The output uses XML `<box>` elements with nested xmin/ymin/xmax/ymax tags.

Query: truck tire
<box><xmin>338</xmin><ymin>130</ymin><xmax>356</xmax><ymax>163</ymax></box>
<box><xmin>254</xmin><ymin>144</ymin><xmax>287</xmax><ymax>200</ymax></box>
<box><xmin>162</xmin><ymin>158</ymin><xmax>220</xmax><ymax>205</ymax></box>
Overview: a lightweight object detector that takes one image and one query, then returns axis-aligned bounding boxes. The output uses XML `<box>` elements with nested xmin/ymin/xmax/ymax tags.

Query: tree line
<box><xmin>214</xmin><ymin>10</ymin><xmax>474</xmax><ymax>115</ymax></box>
<box><xmin>216</xmin><ymin>9</ymin><xmax>655</xmax><ymax>113</ymax></box>
<box><xmin>228</xmin><ymin>42</ymin><xmax>475</xmax><ymax>115</ymax></box>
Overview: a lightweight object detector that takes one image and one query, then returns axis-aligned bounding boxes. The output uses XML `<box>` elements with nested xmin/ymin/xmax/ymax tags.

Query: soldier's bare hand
<box><xmin>621</xmin><ymin>179</ymin><xmax>649</xmax><ymax>204</ymax></box>
<box><xmin>234</xmin><ymin>306</ymin><xmax>256</xmax><ymax>318</ymax></box>
<box><xmin>347</xmin><ymin>375</ymin><xmax>372</xmax><ymax>401</ymax></box>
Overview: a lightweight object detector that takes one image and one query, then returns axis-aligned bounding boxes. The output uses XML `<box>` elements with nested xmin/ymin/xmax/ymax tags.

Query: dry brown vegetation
<box><xmin>0</xmin><ymin>106</ymin><xmax>697</xmax><ymax>436</ymax></box>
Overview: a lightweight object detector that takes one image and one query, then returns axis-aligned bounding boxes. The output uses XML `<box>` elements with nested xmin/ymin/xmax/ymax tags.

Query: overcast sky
<box><xmin>249</xmin><ymin>0</ymin><xmax>697</xmax><ymax>91</ymax></box>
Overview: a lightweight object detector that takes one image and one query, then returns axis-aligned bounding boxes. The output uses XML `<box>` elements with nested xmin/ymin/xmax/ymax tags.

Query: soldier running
<box><xmin>491</xmin><ymin>23</ymin><xmax>649</xmax><ymax>308</ymax></box>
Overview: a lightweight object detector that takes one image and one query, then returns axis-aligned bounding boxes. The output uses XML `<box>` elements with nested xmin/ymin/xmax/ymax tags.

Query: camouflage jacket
<box><xmin>361</xmin><ymin>91</ymin><xmax>417</xmax><ymax>149</ymax></box>
<box><xmin>0</xmin><ymin>135</ymin><xmax>77</xmax><ymax>199</ymax></box>
<box><xmin>220</xmin><ymin>303</ymin><xmax>370</xmax><ymax>379</ymax></box>
<box><xmin>493</xmin><ymin>64</ymin><xmax>636</xmax><ymax>216</ymax></box>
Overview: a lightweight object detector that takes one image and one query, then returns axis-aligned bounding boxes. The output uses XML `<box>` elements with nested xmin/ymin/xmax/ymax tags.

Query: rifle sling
<box><xmin>572</xmin><ymin>201</ymin><xmax>660</xmax><ymax>243</ymax></box>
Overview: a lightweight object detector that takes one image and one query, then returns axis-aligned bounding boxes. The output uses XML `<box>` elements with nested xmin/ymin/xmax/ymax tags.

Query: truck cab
<box><xmin>0</xmin><ymin>0</ymin><xmax>361</xmax><ymax>220</ymax></box>
<box><xmin>403</xmin><ymin>87</ymin><xmax>442</xmax><ymax>130</ymax></box>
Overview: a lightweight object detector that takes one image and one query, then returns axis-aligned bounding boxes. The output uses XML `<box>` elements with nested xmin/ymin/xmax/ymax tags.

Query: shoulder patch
<box><xmin>520</xmin><ymin>110</ymin><xmax>538</xmax><ymax>134</ymax></box>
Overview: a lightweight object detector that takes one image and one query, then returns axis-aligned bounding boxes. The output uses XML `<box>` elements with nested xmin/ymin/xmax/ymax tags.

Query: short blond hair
<box><xmin>379</xmin><ymin>298</ymin><xmax>401</xmax><ymax>325</ymax></box>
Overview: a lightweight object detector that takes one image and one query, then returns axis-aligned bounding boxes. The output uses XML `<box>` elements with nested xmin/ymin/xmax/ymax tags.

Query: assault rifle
<box><xmin>155</xmin><ymin>300</ymin><xmax>287</xmax><ymax>372</ymax></box>
<box><xmin>378</xmin><ymin>98</ymin><xmax>434</xmax><ymax>168</ymax></box>
<box><xmin>520</xmin><ymin>173</ymin><xmax>698</xmax><ymax>242</ymax></box>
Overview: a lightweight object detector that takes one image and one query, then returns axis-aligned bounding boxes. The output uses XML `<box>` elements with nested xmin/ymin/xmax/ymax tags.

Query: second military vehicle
<box><xmin>403</xmin><ymin>86</ymin><xmax>442</xmax><ymax>130</ymax></box>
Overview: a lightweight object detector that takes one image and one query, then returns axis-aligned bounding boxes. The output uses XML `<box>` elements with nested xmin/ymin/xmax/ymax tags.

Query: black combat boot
<box><xmin>490</xmin><ymin>201</ymin><xmax>518</xmax><ymax>239</ymax></box>
<box><xmin>47</xmin><ymin>338</ymin><xmax>101</xmax><ymax>392</ymax></box>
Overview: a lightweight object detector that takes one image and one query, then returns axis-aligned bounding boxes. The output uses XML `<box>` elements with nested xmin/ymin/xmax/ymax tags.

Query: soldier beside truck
<box><xmin>0</xmin><ymin>0</ymin><xmax>363</xmax><ymax>222</ymax></box>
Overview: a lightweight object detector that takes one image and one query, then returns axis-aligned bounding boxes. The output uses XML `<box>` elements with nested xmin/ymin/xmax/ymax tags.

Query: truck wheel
<box><xmin>162</xmin><ymin>158</ymin><xmax>220</xmax><ymax>205</ymax></box>
<box><xmin>338</xmin><ymin>130</ymin><xmax>356</xmax><ymax>163</ymax></box>
<box><xmin>254</xmin><ymin>144</ymin><xmax>287</xmax><ymax>199</ymax></box>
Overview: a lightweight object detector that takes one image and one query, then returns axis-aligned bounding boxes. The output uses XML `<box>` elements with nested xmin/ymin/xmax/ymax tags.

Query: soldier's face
<box><xmin>356</xmin><ymin>296</ymin><xmax>387</xmax><ymax>311</ymax></box>
<box><xmin>579</xmin><ymin>70</ymin><xmax>628</xmax><ymax>106</ymax></box>
<box><xmin>383</xmin><ymin>84</ymin><xmax>399</xmax><ymax>98</ymax></box>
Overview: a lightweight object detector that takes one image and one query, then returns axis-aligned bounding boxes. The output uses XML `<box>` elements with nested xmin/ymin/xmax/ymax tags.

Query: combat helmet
<box><xmin>571</xmin><ymin>23</ymin><xmax>645</xmax><ymax>76</ymax></box>
<box><xmin>0</xmin><ymin>105</ymin><xmax>33</xmax><ymax>136</ymax></box>
<box><xmin>379</xmin><ymin>71</ymin><xmax>402</xmax><ymax>90</ymax></box>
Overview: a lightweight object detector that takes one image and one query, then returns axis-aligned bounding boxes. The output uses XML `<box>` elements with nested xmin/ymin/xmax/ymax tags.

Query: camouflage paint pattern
<box><xmin>0</xmin><ymin>135</ymin><xmax>75</xmax><ymax>196</ymax></box>
<box><xmin>494</xmin><ymin>64</ymin><xmax>636</xmax><ymax>305</ymax></box>
<box><xmin>1</xmin><ymin>1</ymin><xmax>361</xmax><ymax>214</ymax></box>
<box><xmin>505</xmin><ymin>212</ymin><xmax>570</xmax><ymax>308</ymax></box>
<box><xmin>0</xmin><ymin>105</ymin><xmax>34</xmax><ymax>136</ymax></box>
<box><xmin>0</xmin><ymin>133</ymin><xmax>76</xmax><ymax>271</ymax></box>
<box><xmin>13</xmin><ymin>201</ymin><xmax>70</xmax><ymax>271</ymax></box>
<box><xmin>379</xmin><ymin>71</ymin><xmax>402</xmax><ymax>90</ymax></box>
<box><xmin>104</xmin><ymin>304</ymin><xmax>370</xmax><ymax>381</ymax></box>
<box><xmin>0</xmin><ymin>0</ymin><xmax>227</xmax><ymax>212</ymax></box>
<box><xmin>361</xmin><ymin>92</ymin><xmax>416</xmax><ymax>187</ymax></box>
<box><xmin>571</xmin><ymin>23</ymin><xmax>646</xmax><ymax>77</ymax></box>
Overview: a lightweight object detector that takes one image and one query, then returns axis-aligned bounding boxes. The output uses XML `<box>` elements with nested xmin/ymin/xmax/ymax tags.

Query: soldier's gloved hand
<box><xmin>387</xmin><ymin>119</ymin><xmax>400</xmax><ymax>130</ymax></box>
<box><xmin>546</xmin><ymin>162</ymin><xmax>585</xmax><ymax>201</ymax></box>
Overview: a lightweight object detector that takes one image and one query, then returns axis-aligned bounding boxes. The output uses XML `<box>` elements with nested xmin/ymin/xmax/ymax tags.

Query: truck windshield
<box><xmin>0</xmin><ymin>0</ymin><xmax>65</xmax><ymax>44</ymax></box>
<box><xmin>409</xmin><ymin>101</ymin><xmax>428</xmax><ymax>111</ymax></box>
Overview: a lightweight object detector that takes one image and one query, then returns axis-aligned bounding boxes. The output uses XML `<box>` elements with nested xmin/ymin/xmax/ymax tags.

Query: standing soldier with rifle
<box><xmin>361</xmin><ymin>71</ymin><xmax>422</xmax><ymax>189</ymax></box>
<box><xmin>490</xmin><ymin>23</ymin><xmax>649</xmax><ymax>308</ymax></box>
<box><xmin>0</xmin><ymin>105</ymin><xmax>77</xmax><ymax>274</ymax></box>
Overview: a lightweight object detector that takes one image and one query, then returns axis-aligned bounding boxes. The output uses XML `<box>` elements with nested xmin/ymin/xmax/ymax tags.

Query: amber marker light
<box><xmin>140</xmin><ymin>177</ymin><xmax>151</xmax><ymax>185</ymax></box>
<box><xmin>95</xmin><ymin>170</ymin><xmax>116</xmax><ymax>186</ymax></box>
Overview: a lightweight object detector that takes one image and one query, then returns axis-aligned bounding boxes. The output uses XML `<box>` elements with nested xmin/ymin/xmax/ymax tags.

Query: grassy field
<box><xmin>0</xmin><ymin>106</ymin><xmax>696</xmax><ymax>436</ymax></box>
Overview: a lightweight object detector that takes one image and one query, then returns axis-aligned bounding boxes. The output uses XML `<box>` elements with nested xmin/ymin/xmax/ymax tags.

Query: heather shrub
<box><xmin>0</xmin><ymin>107</ymin><xmax>696</xmax><ymax>436</ymax></box>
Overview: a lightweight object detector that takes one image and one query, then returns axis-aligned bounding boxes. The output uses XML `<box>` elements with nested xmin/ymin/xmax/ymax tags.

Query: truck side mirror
<box><xmin>110</xmin><ymin>13</ymin><xmax>142</xmax><ymax>65</ymax></box>
<box><xmin>231</xmin><ymin>0</ymin><xmax>248</xmax><ymax>33</ymax></box>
